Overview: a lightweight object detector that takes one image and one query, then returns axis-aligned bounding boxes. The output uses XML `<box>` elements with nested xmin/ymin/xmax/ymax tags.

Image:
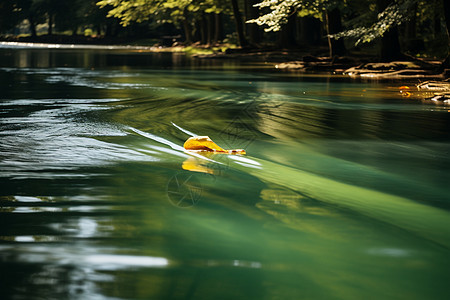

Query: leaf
<box><xmin>183</xmin><ymin>136</ymin><xmax>246</xmax><ymax>155</ymax></box>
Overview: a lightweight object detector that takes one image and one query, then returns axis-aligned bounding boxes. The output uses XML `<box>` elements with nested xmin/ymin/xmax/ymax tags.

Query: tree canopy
<box><xmin>0</xmin><ymin>0</ymin><xmax>448</xmax><ymax>61</ymax></box>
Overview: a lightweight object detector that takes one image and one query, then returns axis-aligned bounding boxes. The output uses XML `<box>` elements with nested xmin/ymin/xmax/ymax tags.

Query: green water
<box><xmin>1</xmin><ymin>47</ymin><xmax>450</xmax><ymax>300</ymax></box>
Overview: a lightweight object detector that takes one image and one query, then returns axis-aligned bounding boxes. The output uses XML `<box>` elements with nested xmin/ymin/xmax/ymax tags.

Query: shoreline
<box><xmin>0</xmin><ymin>40</ymin><xmax>186</xmax><ymax>52</ymax></box>
<box><xmin>1</xmin><ymin>38</ymin><xmax>448</xmax><ymax>81</ymax></box>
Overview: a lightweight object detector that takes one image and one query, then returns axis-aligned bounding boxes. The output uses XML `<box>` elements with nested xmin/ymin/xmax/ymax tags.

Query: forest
<box><xmin>0</xmin><ymin>0</ymin><xmax>449</xmax><ymax>63</ymax></box>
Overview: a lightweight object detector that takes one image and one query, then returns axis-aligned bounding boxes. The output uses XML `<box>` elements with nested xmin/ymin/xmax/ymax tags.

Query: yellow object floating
<box><xmin>183</xmin><ymin>136</ymin><xmax>246</xmax><ymax>155</ymax></box>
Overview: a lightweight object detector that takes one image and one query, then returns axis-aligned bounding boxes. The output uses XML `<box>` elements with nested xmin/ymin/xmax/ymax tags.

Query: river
<box><xmin>1</xmin><ymin>45</ymin><xmax>449</xmax><ymax>300</ymax></box>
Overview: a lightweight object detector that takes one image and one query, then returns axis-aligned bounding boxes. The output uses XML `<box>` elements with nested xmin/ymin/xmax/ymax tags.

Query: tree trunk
<box><xmin>193</xmin><ymin>20</ymin><xmax>201</xmax><ymax>43</ymax></box>
<box><xmin>325</xmin><ymin>7</ymin><xmax>346</xmax><ymax>57</ymax></box>
<box><xmin>404</xmin><ymin>2</ymin><xmax>423</xmax><ymax>54</ymax></box>
<box><xmin>441</xmin><ymin>0</ymin><xmax>450</xmax><ymax>69</ymax></box>
<box><xmin>377</xmin><ymin>0</ymin><xmax>402</xmax><ymax>61</ymax></box>
<box><xmin>443</xmin><ymin>0</ymin><xmax>450</xmax><ymax>49</ymax></box>
<box><xmin>231</xmin><ymin>0</ymin><xmax>249</xmax><ymax>47</ymax></box>
<box><xmin>28</xmin><ymin>16</ymin><xmax>37</xmax><ymax>37</ymax></box>
<box><xmin>182</xmin><ymin>18</ymin><xmax>193</xmax><ymax>44</ymax></box>
<box><xmin>277</xmin><ymin>11</ymin><xmax>297</xmax><ymax>49</ymax></box>
<box><xmin>214</xmin><ymin>13</ymin><xmax>224</xmax><ymax>43</ymax></box>
<box><xmin>200</xmin><ymin>13</ymin><xmax>207</xmax><ymax>45</ymax></box>
<box><xmin>405</xmin><ymin>3</ymin><xmax>417</xmax><ymax>40</ymax></box>
<box><xmin>48</xmin><ymin>13</ymin><xmax>53</xmax><ymax>36</ymax></box>
<box><xmin>444</xmin><ymin>0</ymin><xmax>450</xmax><ymax>37</ymax></box>
<box><xmin>246</xmin><ymin>0</ymin><xmax>261</xmax><ymax>45</ymax></box>
<box><xmin>181</xmin><ymin>9</ymin><xmax>193</xmax><ymax>44</ymax></box>
<box><xmin>207</xmin><ymin>13</ymin><xmax>215</xmax><ymax>45</ymax></box>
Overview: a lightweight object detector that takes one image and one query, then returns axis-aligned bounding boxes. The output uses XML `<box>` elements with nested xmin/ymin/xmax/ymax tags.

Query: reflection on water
<box><xmin>1</xmin><ymin>46</ymin><xmax>450</xmax><ymax>300</ymax></box>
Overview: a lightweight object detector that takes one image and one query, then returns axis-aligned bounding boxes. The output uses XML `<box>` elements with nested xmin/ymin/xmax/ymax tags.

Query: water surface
<box><xmin>1</xmin><ymin>47</ymin><xmax>450</xmax><ymax>300</ymax></box>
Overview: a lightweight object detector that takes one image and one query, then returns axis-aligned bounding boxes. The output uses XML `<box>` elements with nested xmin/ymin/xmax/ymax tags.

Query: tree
<box><xmin>0</xmin><ymin>0</ymin><xmax>22</xmax><ymax>33</ymax></box>
<box><xmin>298</xmin><ymin>15</ymin><xmax>322</xmax><ymax>46</ymax></box>
<box><xmin>331</xmin><ymin>0</ymin><xmax>417</xmax><ymax>60</ymax></box>
<box><xmin>444</xmin><ymin>0</ymin><xmax>450</xmax><ymax>39</ymax></box>
<box><xmin>97</xmin><ymin>0</ymin><xmax>233</xmax><ymax>44</ymax></box>
<box><xmin>248</xmin><ymin>0</ymin><xmax>450</xmax><ymax>61</ymax></box>
<box><xmin>12</xmin><ymin>0</ymin><xmax>83</xmax><ymax>36</ymax></box>
<box><xmin>248</xmin><ymin>0</ymin><xmax>347</xmax><ymax>56</ymax></box>
<box><xmin>230</xmin><ymin>0</ymin><xmax>249</xmax><ymax>47</ymax></box>
<box><xmin>24</xmin><ymin>0</ymin><xmax>42</xmax><ymax>37</ymax></box>
<box><xmin>374</xmin><ymin>0</ymin><xmax>402</xmax><ymax>60</ymax></box>
<box><xmin>441</xmin><ymin>0</ymin><xmax>450</xmax><ymax>69</ymax></box>
<box><xmin>245</xmin><ymin>0</ymin><xmax>262</xmax><ymax>45</ymax></box>
<box><xmin>325</xmin><ymin>4</ymin><xmax>346</xmax><ymax>56</ymax></box>
<box><xmin>277</xmin><ymin>8</ymin><xmax>297</xmax><ymax>49</ymax></box>
<box><xmin>0</xmin><ymin>0</ymin><xmax>44</xmax><ymax>36</ymax></box>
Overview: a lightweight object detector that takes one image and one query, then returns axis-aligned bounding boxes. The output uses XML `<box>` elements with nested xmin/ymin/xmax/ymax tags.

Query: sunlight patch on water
<box><xmin>171</xmin><ymin>121</ymin><xmax>197</xmax><ymax>136</ymax></box>
<box><xmin>84</xmin><ymin>254</ymin><xmax>169</xmax><ymax>270</ymax></box>
<box><xmin>14</xmin><ymin>236</ymin><xmax>36</xmax><ymax>242</ymax></box>
<box><xmin>0</xmin><ymin>67</ymin><xmax>141</xmax><ymax>77</ymax></box>
<box><xmin>228</xmin><ymin>155</ymin><xmax>262</xmax><ymax>169</ymax></box>
<box><xmin>45</xmin><ymin>75</ymin><xmax>152</xmax><ymax>89</ymax></box>
<box><xmin>6</xmin><ymin>236</ymin><xmax>62</xmax><ymax>242</ymax></box>
<box><xmin>130</xmin><ymin>127</ymin><xmax>185</xmax><ymax>151</ymax></box>
<box><xmin>0</xmin><ymin>41</ymin><xmax>159</xmax><ymax>50</ymax></box>
<box><xmin>0</xmin><ymin>98</ymin><xmax>163</xmax><ymax>178</ymax></box>
<box><xmin>11</xmin><ymin>207</ymin><xmax>64</xmax><ymax>213</ymax></box>
<box><xmin>13</xmin><ymin>196</ymin><xmax>44</xmax><ymax>202</ymax></box>
<box><xmin>0</xmin><ymin>98</ymin><xmax>122</xmax><ymax>106</ymax></box>
<box><xmin>3</xmin><ymin>244</ymin><xmax>170</xmax><ymax>269</ymax></box>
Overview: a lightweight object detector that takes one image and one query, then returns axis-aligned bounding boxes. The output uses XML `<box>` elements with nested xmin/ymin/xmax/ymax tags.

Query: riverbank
<box><xmin>0</xmin><ymin>34</ymin><xmax>138</xmax><ymax>45</ymax></box>
<box><xmin>2</xmin><ymin>34</ymin><xmax>448</xmax><ymax>81</ymax></box>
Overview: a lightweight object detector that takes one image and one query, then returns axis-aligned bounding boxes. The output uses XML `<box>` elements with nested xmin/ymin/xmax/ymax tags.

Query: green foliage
<box><xmin>248</xmin><ymin>0</ymin><xmax>446</xmax><ymax>46</ymax></box>
<box><xmin>331</xmin><ymin>0</ymin><xmax>418</xmax><ymax>45</ymax></box>
<box><xmin>1</xmin><ymin>0</ymin><xmax>447</xmax><ymax>58</ymax></box>
<box><xmin>97</xmin><ymin>0</ymin><xmax>161</xmax><ymax>26</ymax></box>
<box><xmin>0</xmin><ymin>0</ymin><xmax>111</xmax><ymax>35</ymax></box>
<box><xmin>96</xmin><ymin>0</ymin><xmax>231</xmax><ymax>27</ymax></box>
<box><xmin>247</xmin><ymin>0</ymin><xmax>324</xmax><ymax>32</ymax></box>
<box><xmin>0</xmin><ymin>0</ymin><xmax>24</xmax><ymax>31</ymax></box>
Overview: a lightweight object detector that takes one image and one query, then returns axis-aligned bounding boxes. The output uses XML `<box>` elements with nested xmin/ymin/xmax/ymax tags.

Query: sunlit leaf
<box><xmin>184</xmin><ymin>136</ymin><xmax>246</xmax><ymax>154</ymax></box>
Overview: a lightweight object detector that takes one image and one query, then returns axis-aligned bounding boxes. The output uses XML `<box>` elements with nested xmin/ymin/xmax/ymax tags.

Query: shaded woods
<box><xmin>1</xmin><ymin>0</ymin><xmax>449</xmax><ymax>63</ymax></box>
